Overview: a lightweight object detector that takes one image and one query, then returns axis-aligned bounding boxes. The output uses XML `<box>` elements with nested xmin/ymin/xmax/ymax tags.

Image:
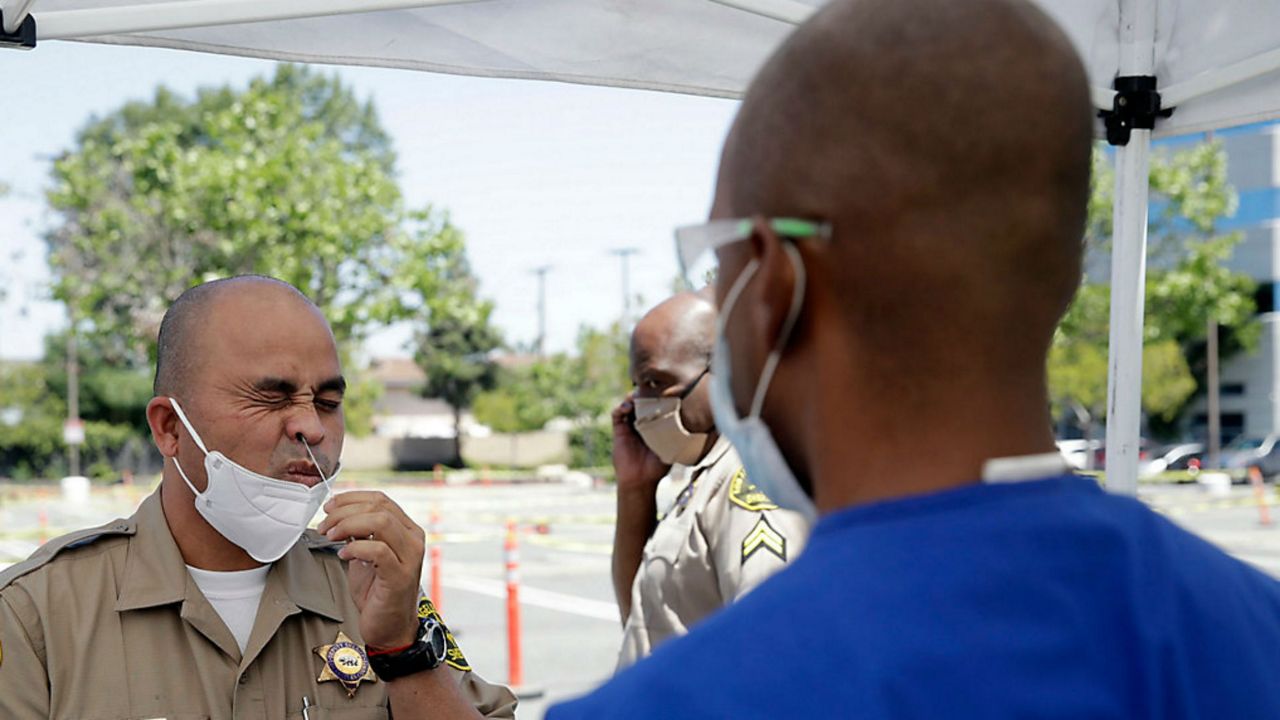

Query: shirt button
<box><xmin>238</xmin><ymin>675</ymin><xmax>248</xmax><ymax>684</ymax></box>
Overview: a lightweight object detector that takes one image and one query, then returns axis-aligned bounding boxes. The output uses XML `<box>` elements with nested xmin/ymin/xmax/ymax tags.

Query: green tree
<box><xmin>411</xmin><ymin>220</ymin><xmax>503</xmax><ymax>465</ymax></box>
<box><xmin>1049</xmin><ymin>141</ymin><xmax>1257</xmax><ymax>438</ymax></box>
<box><xmin>40</xmin><ymin>65</ymin><xmax>468</xmax><ymax>457</ymax></box>
<box><xmin>471</xmin><ymin>322</ymin><xmax>630</xmax><ymax>468</ymax></box>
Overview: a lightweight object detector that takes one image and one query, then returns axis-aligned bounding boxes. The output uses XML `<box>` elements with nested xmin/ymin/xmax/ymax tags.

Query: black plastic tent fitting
<box><xmin>1099</xmin><ymin>75</ymin><xmax>1173</xmax><ymax>146</ymax></box>
<box><xmin>0</xmin><ymin>10</ymin><xmax>36</xmax><ymax>50</ymax></box>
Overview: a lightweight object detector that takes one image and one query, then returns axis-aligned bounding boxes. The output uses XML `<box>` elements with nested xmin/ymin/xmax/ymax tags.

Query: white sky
<box><xmin>0</xmin><ymin>40</ymin><xmax>739</xmax><ymax>362</ymax></box>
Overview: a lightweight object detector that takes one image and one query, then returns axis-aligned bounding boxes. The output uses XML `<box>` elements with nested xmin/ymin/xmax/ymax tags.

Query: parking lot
<box><xmin>4</xmin><ymin>476</ymin><xmax>1280</xmax><ymax>718</ymax></box>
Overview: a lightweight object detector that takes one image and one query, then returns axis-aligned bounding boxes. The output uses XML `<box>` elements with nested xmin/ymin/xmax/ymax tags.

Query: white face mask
<box><xmin>633</xmin><ymin>395</ymin><xmax>708</xmax><ymax>466</ymax></box>
<box><xmin>709</xmin><ymin>243</ymin><xmax>817</xmax><ymax>521</ymax></box>
<box><xmin>168</xmin><ymin>398</ymin><xmax>337</xmax><ymax>563</ymax></box>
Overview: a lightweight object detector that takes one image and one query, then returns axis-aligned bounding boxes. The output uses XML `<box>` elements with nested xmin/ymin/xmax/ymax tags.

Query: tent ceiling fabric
<box><xmin>17</xmin><ymin>0</ymin><xmax>1280</xmax><ymax>136</ymax></box>
<box><xmin>30</xmin><ymin>0</ymin><xmax>813</xmax><ymax>98</ymax></box>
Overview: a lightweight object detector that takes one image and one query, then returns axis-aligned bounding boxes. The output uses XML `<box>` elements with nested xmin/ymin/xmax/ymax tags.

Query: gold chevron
<box><xmin>741</xmin><ymin>515</ymin><xmax>787</xmax><ymax>563</ymax></box>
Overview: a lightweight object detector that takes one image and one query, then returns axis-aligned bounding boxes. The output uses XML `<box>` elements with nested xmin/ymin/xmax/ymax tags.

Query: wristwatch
<box><xmin>367</xmin><ymin>616</ymin><xmax>449</xmax><ymax>681</ymax></box>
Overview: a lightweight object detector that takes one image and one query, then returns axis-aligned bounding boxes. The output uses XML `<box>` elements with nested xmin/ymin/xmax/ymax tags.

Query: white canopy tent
<box><xmin>5</xmin><ymin>0</ymin><xmax>1280</xmax><ymax>494</ymax></box>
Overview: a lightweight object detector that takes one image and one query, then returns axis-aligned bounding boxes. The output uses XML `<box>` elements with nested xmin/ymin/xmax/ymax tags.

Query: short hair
<box><xmin>153</xmin><ymin>275</ymin><xmax>313</xmax><ymax>396</ymax></box>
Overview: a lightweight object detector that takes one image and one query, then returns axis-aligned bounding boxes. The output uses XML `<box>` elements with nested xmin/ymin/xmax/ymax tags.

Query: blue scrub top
<box><xmin>550</xmin><ymin>476</ymin><xmax>1280</xmax><ymax>719</ymax></box>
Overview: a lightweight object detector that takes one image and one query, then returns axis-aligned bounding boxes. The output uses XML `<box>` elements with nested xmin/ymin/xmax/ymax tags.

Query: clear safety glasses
<box><xmin>674</xmin><ymin>217</ymin><xmax>832</xmax><ymax>286</ymax></box>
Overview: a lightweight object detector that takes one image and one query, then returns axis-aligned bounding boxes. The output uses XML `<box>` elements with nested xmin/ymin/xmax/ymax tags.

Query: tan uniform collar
<box><xmin>115</xmin><ymin>489</ymin><xmax>344</xmax><ymax>623</ymax></box>
<box><xmin>688</xmin><ymin>435</ymin><xmax>732</xmax><ymax>475</ymax></box>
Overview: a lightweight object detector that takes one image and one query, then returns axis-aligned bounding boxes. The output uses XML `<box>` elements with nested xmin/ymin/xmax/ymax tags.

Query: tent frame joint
<box><xmin>1100</xmin><ymin>75</ymin><xmax>1171</xmax><ymax>146</ymax></box>
<box><xmin>0</xmin><ymin>9</ymin><xmax>36</xmax><ymax>49</ymax></box>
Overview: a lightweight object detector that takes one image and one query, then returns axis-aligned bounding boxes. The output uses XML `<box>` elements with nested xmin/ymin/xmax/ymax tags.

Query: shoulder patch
<box><xmin>741</xmin><ymin>515</ymin><xmax>787</xmax><ymax>564</ymax></box>
<box><xmin>417</xmin><ymin>595</ymin><xmax>471</xmax><ymax>672</ymax></box>
<box><xmin>0</xmin><ymin>520</ymin><xmax>133</xmax><ymax>591</ymax></box>
<box><xmin>728</xmin><ymin>468</ymin><xmax>779</xmax><ymax>512</ymax></box>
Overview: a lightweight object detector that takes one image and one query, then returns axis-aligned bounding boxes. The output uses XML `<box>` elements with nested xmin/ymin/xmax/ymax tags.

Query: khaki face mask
<box><xmin>632</xmin><ymin>368</ymin><xmax>709</xmax><ymax>466</ymax></box>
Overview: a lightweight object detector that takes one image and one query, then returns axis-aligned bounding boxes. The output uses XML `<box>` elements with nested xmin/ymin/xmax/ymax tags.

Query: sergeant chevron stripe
<box><xmin>741</xmin><ymin>515</ymin><xmax>787</xmax><ymax>564</ymax></box>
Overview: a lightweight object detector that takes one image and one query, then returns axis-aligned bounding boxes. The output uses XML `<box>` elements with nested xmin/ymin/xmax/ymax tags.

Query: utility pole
<box><xmin>531</xmin><ymin>265</ymin><xmax>551</xmax><ymax>357</ymax></box>
<box><xmin>610</xmin><ymin>247</ymin><xmax>639</xmax><ymax>327</ymax></box>
<box><xmin>66</xmin><ymin>307</ymin><xmax>82</xmax><ymax>477</ymax></box>
<box><xmin>1207</xmin><ymin>317</ymin><xmax>1221</xmax><ymax>468</ymax></box>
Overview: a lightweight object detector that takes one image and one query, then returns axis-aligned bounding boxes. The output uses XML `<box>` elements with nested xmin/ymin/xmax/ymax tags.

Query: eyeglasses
<box><xmin>674</xmin><ymin>217</ymin><xmax>832</xmax><ymax>286</ymax></box>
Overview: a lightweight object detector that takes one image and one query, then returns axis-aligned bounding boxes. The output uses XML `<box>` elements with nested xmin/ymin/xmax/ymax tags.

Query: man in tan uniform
<box><xmin>611</xmin><ymin>291</ymin><xmax>810</xmax><ymax>667</ymax></box>
<box><xmin>0</xmin><ymin>276</ymin><xmax>515</xmax><ymax>719</ymax></box>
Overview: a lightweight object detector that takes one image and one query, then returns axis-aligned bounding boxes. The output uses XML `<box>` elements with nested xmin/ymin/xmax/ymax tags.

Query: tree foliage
<box><xmin>7</xmin><ymin>66</ymin><xmax>487</xmax><ymax>479</ymax></box>
<box><xmin>1049</xmin><ymin>141</ymin><xmax>1257</xmax><ymax>437</ymax></box>
<box><xmin>412</xmin><ymin>224</ymin><xmax>504</xmax><ymax>464</ymax></box>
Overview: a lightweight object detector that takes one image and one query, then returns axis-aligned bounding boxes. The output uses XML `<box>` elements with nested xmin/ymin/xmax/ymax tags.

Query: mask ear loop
<box><xmin>169</xmin><ymin>398</ymin><xmax>210</xmax><ymax>455</ymax></box>
<box><xmin>168</xmin><ymin>398</ymin><xmax>210</xmax><ymax>497</ymax></box>
<box><xmin>747</xmin><ymin>242</ymin><xmax>807</xmax><ymax>419</ymax></box>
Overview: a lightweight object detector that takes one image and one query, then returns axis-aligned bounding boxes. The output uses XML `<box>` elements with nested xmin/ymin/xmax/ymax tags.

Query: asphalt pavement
<box><xmin>5</xmin><ymin>477</ymin><xmax>1280</xmax><ymax>718</ymax></box>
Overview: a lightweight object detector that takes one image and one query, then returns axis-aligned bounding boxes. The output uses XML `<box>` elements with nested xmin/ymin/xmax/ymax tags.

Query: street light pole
<box><xmin>67</xmin><ymin>308</ymin><xmax>81</xmax><ymax>477</ymax></box>
<box><xmin>610</xmin><ymin>247</ymin><xmax>639</xmax><ymax>327</ymax></box>
<box><xmin>531</xmin><ymin>265</ymin><xmax>551</xmax><ymax>356</ymax></box>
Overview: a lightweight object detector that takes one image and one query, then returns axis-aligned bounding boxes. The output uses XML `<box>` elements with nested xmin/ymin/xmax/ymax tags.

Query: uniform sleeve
<box><xmin>707</xmin><ymin>468</ymin><xmax>811</xmax><ymax>602</ymax></box>
<box><xmin>413</xmin><ymin>595</ymin><xmax>517</xmax><ymax>718</ymax></box>
<box><xmin>0</xmin><ymin>587</ymin><xmax>51</xmax><ymax>719</ymax></box>
<box><xmin>452</xmin><ymin>666</ymin><xmax>518</xmax><ymax>718</ymax></box>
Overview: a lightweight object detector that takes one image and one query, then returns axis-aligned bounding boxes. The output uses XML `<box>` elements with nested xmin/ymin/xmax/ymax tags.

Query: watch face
<box><xmin>425</xmin><ymin>619</ymin><xmax>448</xmax><ymax>661</ymax></box>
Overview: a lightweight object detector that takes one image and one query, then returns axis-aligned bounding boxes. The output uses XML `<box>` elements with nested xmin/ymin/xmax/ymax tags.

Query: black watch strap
<box><xmin>368</xmin><ymin>617</ymin><xmax>448</xmax><ymax>681</ymax></box>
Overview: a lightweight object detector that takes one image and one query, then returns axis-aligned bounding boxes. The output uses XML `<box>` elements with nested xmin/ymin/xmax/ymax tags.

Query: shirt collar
<box><xmin>116</xmin><ymin>489</ymin><xmax>343</xmax><ymax>623</ymax></box>
<box><xmin>981</xmin><ymin>452</ymin><xmax>1073</xmax><ymax>484</ymax></box>
<box><xmin>687</xmin><ymin>435</ymin><xmax>732</xmax><ymax>474</ymax></box>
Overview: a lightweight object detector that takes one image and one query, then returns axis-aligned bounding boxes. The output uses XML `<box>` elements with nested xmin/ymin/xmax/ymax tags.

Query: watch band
<box><xmin>368</xmin><ymin>617</ymin><xmax>448</xmax><ymax>681</ymax></box>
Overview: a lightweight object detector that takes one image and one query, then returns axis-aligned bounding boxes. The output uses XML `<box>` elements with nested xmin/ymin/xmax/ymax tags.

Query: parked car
<box><xmin>1056</xmin><ymin>439</ymin><xmax>1101</xmax><ymax>471</ymax></box>
<box><xmin>1089</xmin><ymin>438</ymin><xmax>1155</xmax><ymax>470</ymax></box>
<box><xmin>1221</xmin><ymin>434</ymin><xmax>1280</xmax><ymax>481</ymax></box>
<box><xmin>1139</xmin><ymin>443</ymin><xmax>1205</xmax><ymax>479</ymax></box>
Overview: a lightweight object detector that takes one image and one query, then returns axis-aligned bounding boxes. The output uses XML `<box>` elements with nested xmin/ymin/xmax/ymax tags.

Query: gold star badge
<box><xmin>316</xmin><ymin>631</ymin><xmax>376</xmax><ymax>697</ymax></box>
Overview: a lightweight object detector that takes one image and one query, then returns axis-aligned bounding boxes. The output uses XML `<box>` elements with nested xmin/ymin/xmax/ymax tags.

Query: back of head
<box><xmin>724</xmin><ymin>0</ymin><xmax>1092</xmax><ymax>378</ymax></box>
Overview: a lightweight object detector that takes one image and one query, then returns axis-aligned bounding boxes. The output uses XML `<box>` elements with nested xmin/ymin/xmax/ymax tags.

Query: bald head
<box><xmin>153</xmin><ymin>276</ymin><xmax>322</xmax><ymax>396</ymax></box>
<box><xmin>631</xmin><ymin>292</ymin><xmax>716</xmax><ymax>379</ymax></box>
<box><xmin>722</xmin><ymin>0</ymin><xmax>1092</xmax><ymax>367</ymax></box>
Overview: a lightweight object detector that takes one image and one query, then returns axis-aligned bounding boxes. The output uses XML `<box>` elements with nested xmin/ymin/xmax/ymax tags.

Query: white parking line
<box><xmin>443</xmin><ymin>575</ymin><xmax>619</xmax><ymax>622</ymax></box>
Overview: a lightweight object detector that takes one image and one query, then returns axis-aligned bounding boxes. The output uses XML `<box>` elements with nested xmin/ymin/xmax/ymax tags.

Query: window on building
<box><xmin>1255</xmin><ymin>282</ymin><xmax>1275</xmax><ymax>314</ymax></box>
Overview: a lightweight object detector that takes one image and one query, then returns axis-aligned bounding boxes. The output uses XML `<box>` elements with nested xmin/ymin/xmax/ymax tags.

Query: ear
<box><xmin>746</xmin><ymin>216</ymin><xmax>801</xmax><ymax>357</ymax></box>
<box><xmin>146</xmin><ymin>396</ymin><xmax>181</xmax><ymax>458</ymax></box>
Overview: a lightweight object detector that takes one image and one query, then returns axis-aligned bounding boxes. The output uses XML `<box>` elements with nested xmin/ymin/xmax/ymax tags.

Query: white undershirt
<box><xmin>186</xmin><ymin>565</ymin><xmax>270</xmax><ymax>654</ymax></box>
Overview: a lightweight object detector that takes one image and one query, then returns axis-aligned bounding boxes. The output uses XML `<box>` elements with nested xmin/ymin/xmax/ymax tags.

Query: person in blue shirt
<box><xmin>549</xmin><ymin>0</ymin><xmax>1280</xmax><ymax>717</ymax></box>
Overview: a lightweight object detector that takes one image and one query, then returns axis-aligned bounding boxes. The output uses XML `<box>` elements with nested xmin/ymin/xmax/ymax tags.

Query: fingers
<box><xmin>337</xmin><ymin>538</ymin><xmax>412</xmax><ymax>573</ymax></box>
<box><xmin>318</xmin><ymin>492</ymin><xmax>427</xmax><ymax>568</ymax></box>
<box><xmin>320</xmin><ymin>491</ymin><xmax>419</xmax><ymax>535</ymax></box>
<box><xmin>612</xmin><ymin>397</ymin><xmax>635</xmax><ymax>428</ymax></box>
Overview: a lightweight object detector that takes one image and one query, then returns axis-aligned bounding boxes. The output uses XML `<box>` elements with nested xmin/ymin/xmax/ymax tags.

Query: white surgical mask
<box><xmin>709</xmin><ymin>243</ymin><xmax>817</xmax><ymax>521</ymax></box>
<box><xmin>633</xmin><ymin>395</ymin><xmax>708</xmax><ymax>466</ymax></box>
<box><xmin>169</xmin><ymin>398</ymin><xmax>336</xmax><ymax>563</ymax></box>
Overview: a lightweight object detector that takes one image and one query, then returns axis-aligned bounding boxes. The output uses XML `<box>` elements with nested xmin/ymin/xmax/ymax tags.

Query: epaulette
<box><xmin>0</xmin><ymin>518</ymin><xmax>135</xmax><ymax>591</ymax></box>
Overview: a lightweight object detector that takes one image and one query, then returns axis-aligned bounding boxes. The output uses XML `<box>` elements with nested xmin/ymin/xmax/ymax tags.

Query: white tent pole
<box><xmin>1091</xmin><ymin>86</ymin><xmax>1117</xmax><ymax>112</ymax></box>
<box><xmin>2</xmin><ymin>0</ymin><xmax>39</xmax><ymax>34</ymax></box>
<box><xmin>706</xmin><ymin>0</ymin><xmax>813</xmax><ymax>25</ymax></box>
<box><xmin>36</xmin><ymin>0</ymin><xmax>485</xmax><ymax>40</ymax></box>
<box><xmin>1105</xmin><ymin>0</ymin><xmax>1157</xmax><ymax>496</ymax></box>
<box><xmin>1162</xmin><ymin>46</ymin><xmax>1280</xmax><ymax>109</ymax></box>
